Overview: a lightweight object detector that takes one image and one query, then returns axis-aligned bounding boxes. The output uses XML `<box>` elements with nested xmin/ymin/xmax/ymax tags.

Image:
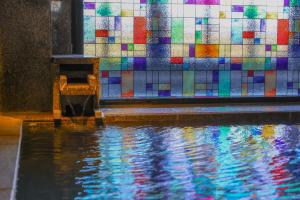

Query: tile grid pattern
<box><xmin>83</xmin><ymin>0</ymin><xmax>300</xmax><ymax>98</ymax></box>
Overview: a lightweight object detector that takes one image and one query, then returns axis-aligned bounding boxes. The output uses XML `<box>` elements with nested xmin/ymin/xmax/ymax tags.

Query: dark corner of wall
<box><xmin>51</xmin><ymin>0</ymin><xmax>83</xmax><ymax>55</ymax></box>
<box><xmin>71</xmin><ymin>0</ymin><xmax>84</xmax><ymax>54</ymax></box>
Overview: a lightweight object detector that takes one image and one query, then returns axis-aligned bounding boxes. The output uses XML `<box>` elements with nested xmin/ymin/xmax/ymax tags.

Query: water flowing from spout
<box><xmin>65</xmin><ymin>96</ymin><xmax>76</xmax><ymax>116</ymax></box>
<box><xmin>81</xmin><ymin>95</ymin><xmax>91</xmax><ymax>116</ymax></box>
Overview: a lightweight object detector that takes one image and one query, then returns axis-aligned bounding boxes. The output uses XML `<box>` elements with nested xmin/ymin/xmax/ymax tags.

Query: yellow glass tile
<box><xmin>134</xmin><ymin>44</ymin><xmax>146</xmax><ymax>51</ymax></box>
<box><xmin>121</xmin><ymin>10</ymin><xmax>134</xmax><ymax>17</ymax></box>
<box><xmin>219</xmin><ymin>11</ymin><xmax>226</xmax><ymax>19</ymax></box>
<box><xmin>183</xmin><ymin>44</ymin><xmax>190</xmax><ymax>57</ymax></box>
<box><xmin>84</xmin><ymin>44</ymin><xmax>96</xmax><ymax>55</ymax></box>
<box><xmin>267</xmin><ymin>12</ymin><xmax>278</xmax><ymax>19</ymax></box>
<box><xmin>231</xmin><ymin>45</ymin><xmax>243</xmax><ymax>57</ymax></box>
<box><xmin>171</xmin><ymin>44</ymin><xmax>184</xmax><ymax>57</ymax></box>
<box><xmin>224</xmin><ymin>45</ymin><xmax>231</xmax><ymax>57</ymax></box>
<box><xmin>134</xmin><ymin>50</ymin><xmax>146</xmax><ymax>56</ymax></box>
<box><xmin>96</xmin><ymin>37</ymin><xmax>108</xmax><ymax>44</ymax></box>
<box><xmin>219</xmin><ymin>45</ymin><xmax>225</xmax><ymax>57</ymax></box>
<box><xmin>195</xmin><ymin>84</ymin><xmax>206</xmax><ymax>90</ymax></box>
<box><xmin>159</xmin><ymin>84</ymin><xmax>170</xmax><ymax>90</ymax></box>
<box><xmin>128</xmin><ymin>51</ymin><xmax>134</xmax><ymax>57</ymax></box>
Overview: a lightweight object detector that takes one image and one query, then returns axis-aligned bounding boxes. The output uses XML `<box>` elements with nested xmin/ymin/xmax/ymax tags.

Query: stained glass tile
<box><xmin>83</xmin><ymin>0</ymin><xmax>300</xmax><ymax>98</ymax></box>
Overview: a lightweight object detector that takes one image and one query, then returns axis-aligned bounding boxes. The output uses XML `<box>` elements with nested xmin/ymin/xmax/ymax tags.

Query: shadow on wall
<box><xmin>51</xmin><ymin>0</ymin><xmax>72</xmax><ymax>54</ymax></box>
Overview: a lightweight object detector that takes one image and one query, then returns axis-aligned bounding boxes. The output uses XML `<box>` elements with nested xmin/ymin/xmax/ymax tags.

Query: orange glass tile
<box><xmin>195</xmin><ymin>45</ymin><xmax>219</xmax><ymax>58</ymax></box>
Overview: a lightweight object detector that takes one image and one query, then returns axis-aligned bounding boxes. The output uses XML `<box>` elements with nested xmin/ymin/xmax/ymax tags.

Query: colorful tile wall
<box><xmin>84</xmin><ymin>0</ymin><xmax>300</xmax><ymax>98</ymax></box>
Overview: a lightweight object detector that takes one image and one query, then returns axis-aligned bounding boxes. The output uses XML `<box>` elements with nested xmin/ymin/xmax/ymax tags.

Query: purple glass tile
<box><xmin>185</xmin><ymin>0</ymin><xmax>195</xmax><ymax>3</ymax></box>
<box><xmin>189</xmin><ymin>44</ymin><xmax>195</xmax><ymax>57</ymax></box>
<box><xmin>115</xmin><ymin>17</ymin><xmax>121</xmax><ymax>31</ymax></box>
<box><xmin>265</xmin><ymin>45</ymin><xmax>272</xmax><ymax>51</ymax></box>
<box><xmin>84</xmin><ymin>2</ymin><xmax>95</xmax><ymax>9</ymax></box>
<box><xmin>121</xmin><ymin>44</ymin><xmax>128</xmax><ymax>51</ymax></box>
<box><xmin>232</xmin><ymin>5</ymin><xmax>244</xmax><ymax>12</ymax></box>
<box><xmin>277</xmin><ymin>57</ymin><xmax>289</xmax><ymax>70</ymax></box>
<box><xmin>260</xmin><ymin>19</ymin><xmax>266</xmax><ymax>32</ymax></box>
<box><xmin>195</xmin><ymin>0</ymin><xmax>220</xmax><ymax>5</ymax></box>
<box><xmin>159</xmin><ymin>37</ymin><xmax>171</xmax><ymax>44</ymax></box>
<box><xmin>231</xmin><ymin>64</ymin><xmax>242</xmax><ymax>70</ymax></box>
<box><xmin>290</xmin><ymin>45</ymin><xmax>300</xmax><ymax>57</ymax></box>
<box><xmin>146</xmin><ymin>83</ymin><xmax>153</xmax><ymax>90</ymax></box>
<box><xmin>140</xmin><ymin>0</ymin><xmax>147</xmax><ymax>3</ymax></box>
<box><xmin>109</xmin><ymin>77</ymin><xmax>121</xmax><ymax>84</ymax></box>
<box><xmin>134</xmin><ymin>57</ymin><xmax>147</xmax><ymax>70</ymax></box>
<box><xmin>213</xmin><ymin>71</ymin><xmax>219</xmax><ymax>83</ymax></box>
<box><xmin>158</xmin><ymin>90</ymin><xmax>171</xmax><ymax>97</ymax></box>
<box><xmin>219</xmin><ymin>57</ymin><xmax>225</xmax><ymax>64</ymax></box>
<box><xmin>287</xmin><ymin>82</ymin><xmax>293</xmax><ymax>89</ymax></box>
<box><xmin>284</xmin><ymin>0</ymin><xmax>290</xmax><ymax>6</ymax></box>
<box><xmin>254</xmin><ymin>76</ymin><xmax>265</xmax><ymax>83</ymax></box>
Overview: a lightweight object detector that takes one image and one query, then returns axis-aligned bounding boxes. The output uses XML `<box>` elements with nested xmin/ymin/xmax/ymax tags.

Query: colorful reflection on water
<box><xmin>17</xmin><ymin>124</ymin><xmax>300</xmax><ymax>199</ymax></box>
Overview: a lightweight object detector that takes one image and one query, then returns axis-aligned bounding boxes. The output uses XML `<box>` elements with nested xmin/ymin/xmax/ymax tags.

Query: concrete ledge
<box><xmin>2</xmin><ymin>104</ymin><xmax>300</xmax><ymax>126</ymax></box>
<box><xmin>102</xmin><ymin>104</ymin><xmax>300</xmax><ymax>125</ymax></box>
<box><xmin>0</xmin><ymin>116</ymin><xmax>22</xmax><ymax>200</ymax></box>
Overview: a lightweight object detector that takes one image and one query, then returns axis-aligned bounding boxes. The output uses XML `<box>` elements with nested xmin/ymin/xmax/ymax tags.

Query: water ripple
<box><xmin>17</xmin><ymin>124</ymin><xmax>300</xmax><ymax>200</ymax></box>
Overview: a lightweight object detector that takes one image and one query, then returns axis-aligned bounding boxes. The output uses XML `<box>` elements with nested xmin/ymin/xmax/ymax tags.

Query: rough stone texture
<box><xmin>51</xmin><ymin>0</ymin><xmax>72</xmax><ymax>54</ymax></box>
<box><xmin>0</xmin><ymin>0</ymin><xmax>52</xmax><ymax>111</ymax></box>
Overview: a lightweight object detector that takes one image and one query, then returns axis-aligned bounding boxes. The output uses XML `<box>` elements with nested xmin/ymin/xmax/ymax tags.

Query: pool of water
<box><xmin>17</xmin><ymin>124</ymin><xmax>300</xmax><ymax>200</ymax></box>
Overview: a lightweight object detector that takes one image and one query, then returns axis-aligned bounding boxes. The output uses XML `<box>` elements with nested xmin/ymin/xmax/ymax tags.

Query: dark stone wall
<box><xmin>0</xmin><ymin>0</ymin><xmax>52</xmax><ymax>111</ymax></box>
<box><xmin>51</xmin><ymin>0</ymin><xmax>72</xmax><ymax>54</ymax></box>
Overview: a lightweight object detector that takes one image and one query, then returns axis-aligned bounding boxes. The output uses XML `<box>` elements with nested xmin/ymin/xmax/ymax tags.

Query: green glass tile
<box><xmin>148</xmin><ymin>0</ymin><xmax>168</xmax><ymax>3</ymax></box>
<box><xmin>265</xmin><ymin>57</ymin><xmax>272</xmax><ymax>70</ymax></box>
<box><xmin>183</xmin><ymin>71</ymin><xmax>194</xmax><ymax>96</ymax></box>
<box><xmin>97</xmin><ymin>3</ymin><xmax>112</xmax><ymax>16</ymax></box>
<box><xmin>100</xmin><ymin>58</ymin><xmax>121</xmax><ymax>70</ymax></box>
<box><xmin>195</xmin><ymin>31</ymin><xmax>202</xmax><ymax>44</ymax></box>
<box><xmin>172</xmin><ymin>18</ymin><xmax>184</xmax><ymax>43</ymax></box>
<box><xmin>121</xmin><ymin>57</ymin><xmax>128</xmax><ymax>64</ymax></box>
<box><xmin>290</xmin><ymin>0</ymin><xmax>300</xmax><ymax>6</ymax></box>
<box><xmin>121</xmin><ymin>57</ymin><xmax>128</xmax><ymax>70</ymax></box>
<box><xmin>203</xmin><ymin>18</ymin><xmax>208</xmax><ymax>25</ymax></box>
<box><xmin>219</xmin><ymin>71</ymin><xmax>230</xmax><ymax>97</ymax></box>
<box><xmin>244</xmin><ymin>6</ymin><xmax>258</xmax><ymax>19</ymax></box>
<box><xmin>272</xmin><ymin>44</ymin><xmax>277</xmax><ymax>52</ymax></box>
<box><xmin>97</xmin><ymin>3</ymin><xmax>120</xmax><ymax>16</ymax></box>
<box><xmin>152</xmin><ymin>18</ymin><xmax>159</xmax><ymax>31</ymax></box>
<box><xmin>128</xmin><ymin>44</ymin><xmax>134</xmax><ymax>51</ymax></box>
<box><xmin>121</xmin><ymin>65</ymin><xmax>128</xmax><ymax>70</ymax></box>
<box><xmin>295</xmin><ymin>20</ymin><xmax>300</xmax><ymax>32</ymax></box>
<box><xmin>243</xmin><ymin>58</ymin><xmax>265</xmax><ymax>70</ymax></box>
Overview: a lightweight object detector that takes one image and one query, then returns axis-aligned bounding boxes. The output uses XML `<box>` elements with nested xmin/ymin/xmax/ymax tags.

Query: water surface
<box><xmin>17</xmin><ymin>124</ymin><xmax>300</xmax><ymax>199</ymax></box>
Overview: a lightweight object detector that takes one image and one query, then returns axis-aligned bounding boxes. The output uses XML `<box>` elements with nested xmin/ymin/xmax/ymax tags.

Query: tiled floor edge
<box><xmin>10</xmin><ymin>122</ymin><xmax>22</xmax><ymax>200</ymax></box>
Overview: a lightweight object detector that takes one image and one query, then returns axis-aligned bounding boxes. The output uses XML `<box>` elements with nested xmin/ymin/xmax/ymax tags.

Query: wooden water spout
<box><xmin>52</xmin><ymin>55</ymin><xmax>102</xmax><ymax>123</ymax></box>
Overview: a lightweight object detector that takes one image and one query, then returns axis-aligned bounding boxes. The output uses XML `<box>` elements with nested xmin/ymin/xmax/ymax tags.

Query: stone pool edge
<box><xmin>10</xmin><ymin>123</ymin><xmax>22</xmax><ymax>200</ymax></box>
<box><xmin>0</xmin><ymin>116</ymin><xmax>22</xmax><ymax>200</ymax></box>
